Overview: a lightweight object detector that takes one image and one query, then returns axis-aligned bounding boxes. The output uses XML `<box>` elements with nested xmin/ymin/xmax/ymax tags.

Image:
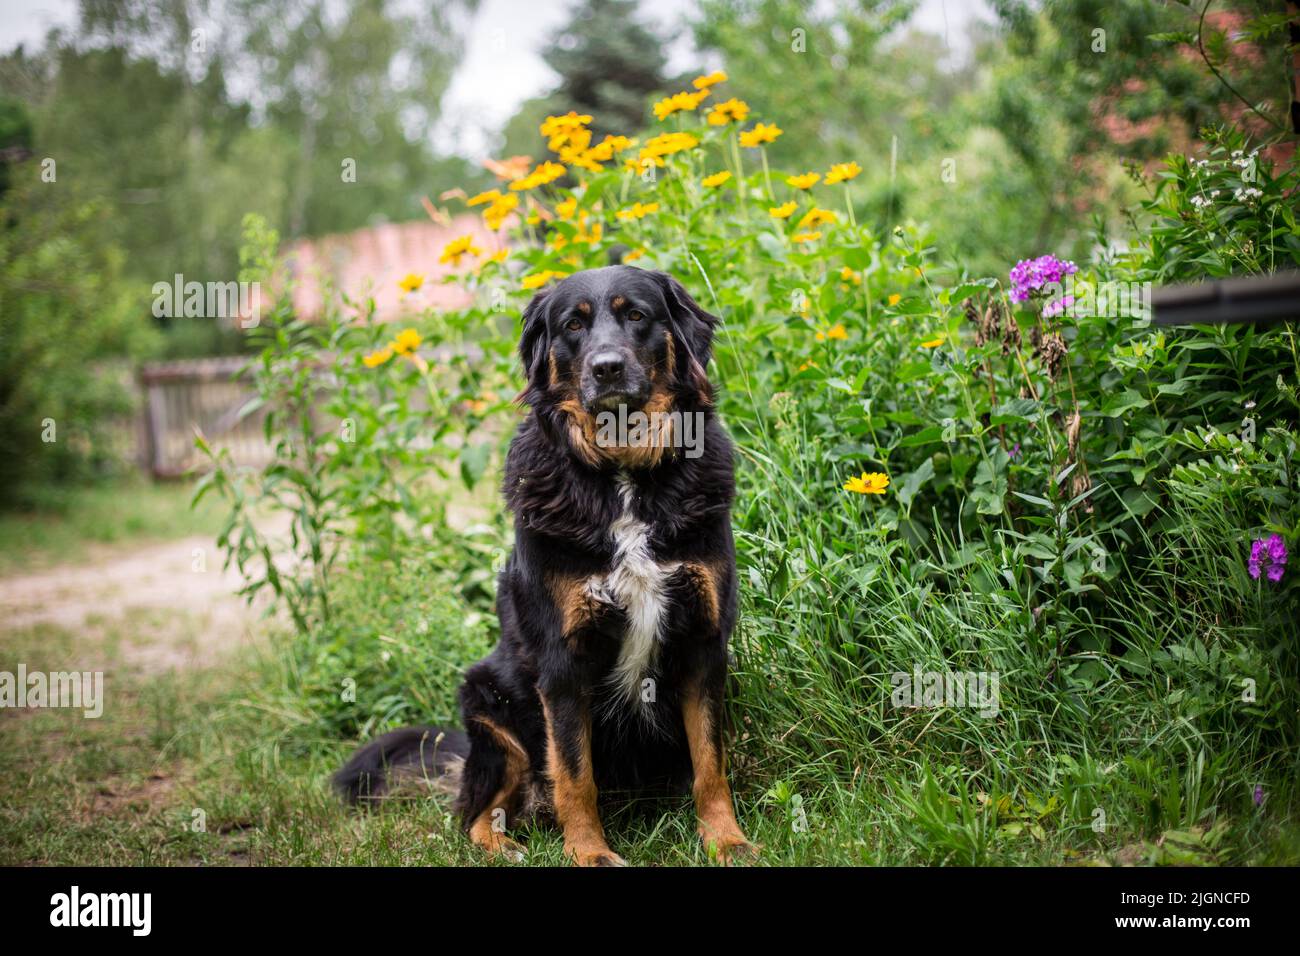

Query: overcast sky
<box><xmin>0</xmin><ymin>0</ymin><xmax>991</xmax><ymax>157</ymax></box>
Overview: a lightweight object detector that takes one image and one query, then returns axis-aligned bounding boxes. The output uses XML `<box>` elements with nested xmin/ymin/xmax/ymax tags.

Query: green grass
<box><xmin>4</xmin><ymin>565</ymin><xmax>1298</xmax><ymax>867</ymax></box>
<box><xmin>0</xmin><ymin>477</ymin><xmax>227</xmax><ymax>575</ymax></box>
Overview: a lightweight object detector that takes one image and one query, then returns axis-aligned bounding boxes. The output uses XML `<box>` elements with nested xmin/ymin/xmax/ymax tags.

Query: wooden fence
<box><xmin>139</xmin><ymin>356</ymin><xmax>272</xmax><ymax>478</ymax></box>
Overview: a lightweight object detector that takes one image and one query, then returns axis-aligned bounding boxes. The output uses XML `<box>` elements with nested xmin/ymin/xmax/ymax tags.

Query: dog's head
<box><xmin>517</xmin><ymin>265</ymin><xmax>718</xmax><ymax>412</ymax></box>
<box><xmin>516</xmin><ymin>266</ymin><xmax>719</xmax><ymax>467</ymax></box>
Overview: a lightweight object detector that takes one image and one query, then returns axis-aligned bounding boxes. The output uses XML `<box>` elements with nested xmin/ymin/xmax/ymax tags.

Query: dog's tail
<box><xmin>332</xmin><ymin>725</ymin><xmax>469</xmax><ymax>806</ymax></box>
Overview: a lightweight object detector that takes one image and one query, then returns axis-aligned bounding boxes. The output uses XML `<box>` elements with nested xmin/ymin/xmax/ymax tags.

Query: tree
<box><xmin>0</xmin><ymin>0</ymin><xmax>486</xmax><ymax>358</ymax></box>
<box><xmin>502</xmin><ymin>0</ymin><xmax>672</xmax><ymax>153</ymax></box>
<box><xmin>0</xmin><ymin>174</ymin><xmax>157</xmax><ymax>499</ymax></box>
<box><xmin>0</xmin><ymin>96</ymin><xmax>33</xmax><ymax>197</ymax></box>
<box><xmin>229</xmin><ymin>0</ymin><xmax>484</xmax><ymax>237</ymax></box>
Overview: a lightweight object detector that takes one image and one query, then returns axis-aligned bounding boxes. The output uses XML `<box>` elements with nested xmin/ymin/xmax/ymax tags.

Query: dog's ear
<box><xmin>652</xmin><ymin>271</ymin><xmax>718</xmax><ymax>400</ymax></box>
<box><xmin>518</xmin><ymin>287</ymin><xmax>553</xmax><ymax>393</ymax></box>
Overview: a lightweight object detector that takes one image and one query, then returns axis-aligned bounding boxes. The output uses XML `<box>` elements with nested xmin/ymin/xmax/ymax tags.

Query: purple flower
<box><xmin>1248</xmin><ymin>533</ymin><xmax>1288</xmax><ymax>583</ymax></box>
<box><xmin>1006</xmin><ymin>441</ymin><xmax>1021</xmax><ymax>460</ymax></box>
<box><xmin>1009</xmin><ymin>255</ymin><xmax>1078</xmax><ymax>304</ymax></box>
<box><xmin>1042</xmin><ymin>294</ymin><xmax>1076</xmax><ymax>319</ymax></box>
<box><xmin>1254</xmin><ymin>785</ymin><xmax>1265</xmax><ymax>807</ymax></box>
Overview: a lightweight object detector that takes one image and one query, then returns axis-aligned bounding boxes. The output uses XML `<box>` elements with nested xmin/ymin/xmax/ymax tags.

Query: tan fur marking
<box><xmin>548</xmin><ymin>345</ymin><xmax>560</xmax><ymax>389</ymax></box>
<box><xmin>663</xmin><ymin>330</ymin><xmax>676</xmax><ymax>381</ymax></box>
<box><xmin>466</xmin><ymin>717</ymin><xmax>530</xmax><ymax>859</ymax></box>
<box><xmin>548</xmin><ymin>572</ymin><xmax>602</xmax><ymax>640</ymax></box>
<box><xmin>577</xmin><ymin>301</ymin><xmax>591</xmax><ymax>315</ymax></box>
<box><xmin>682</xmin><ymin>686</ymin><xmax>753</xmax><ymax>864</ymax></box>
<box><xmin>683</xmin><ymin>560</ymin><xmax>722</xmax><ymax>629</ymax></box>
<box><xmin>557</xmin><ymin>397</ymin><xmax>605</xmax><ymax>466</ymax></box>
<box><xmin>611</xmin><ymin>295</ymin><xmax>626</xmax><ymax>310</ymax></box>
<box><xmin>540</xmin><ymin>696</ymin><xmax>623</xmax><ymax>866</ymax></box>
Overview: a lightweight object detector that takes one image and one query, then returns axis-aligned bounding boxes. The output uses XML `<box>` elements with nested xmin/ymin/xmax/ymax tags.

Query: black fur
<box><xmin>332</xmin><ymin>725</ymin><xmax>469</xmax><ymax>804</ymax></box>
<box><xmin>335</xmin><ymin>266</ymin><xmax>740</xmax><ymax>856</ymax></box>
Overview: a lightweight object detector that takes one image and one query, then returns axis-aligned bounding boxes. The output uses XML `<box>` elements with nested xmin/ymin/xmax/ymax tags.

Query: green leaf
<box><xmin>1101</xmin><ymin>390</ymin><xmax>1149</xmax><ymax>417</ymax></box>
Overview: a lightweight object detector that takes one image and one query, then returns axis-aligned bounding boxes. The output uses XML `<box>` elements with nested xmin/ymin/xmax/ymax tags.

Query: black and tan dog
<box><xmin>334</xmin><ymin>266</ymin><xmax>753</xmax><ymax>866</ymax></box>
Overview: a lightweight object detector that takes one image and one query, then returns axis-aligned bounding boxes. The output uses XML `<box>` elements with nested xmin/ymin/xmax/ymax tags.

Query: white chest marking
<box><xmin>588</xmin><ymin>472</ymin><xmax>679</xmax><ymax>706</ymax></box>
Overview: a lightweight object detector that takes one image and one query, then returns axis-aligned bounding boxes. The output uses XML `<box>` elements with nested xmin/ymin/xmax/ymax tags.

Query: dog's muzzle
<box><xmin>581</xmin><ymin>349</ymin><xmax>650</xmax><ymax>412</ymax></box>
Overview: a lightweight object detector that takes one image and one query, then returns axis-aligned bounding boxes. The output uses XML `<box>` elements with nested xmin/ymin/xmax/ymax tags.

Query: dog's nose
<box><xmin>591</xmin><ymin>352</ymin><xmax>625</xmax><ymax>384</ymax></box>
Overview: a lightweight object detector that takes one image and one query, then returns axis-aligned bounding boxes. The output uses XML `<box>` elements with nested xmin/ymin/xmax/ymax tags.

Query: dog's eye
<box><xmin>565</xmin><ymin>319</ymin><xmax>583</xmax><ymax>332</ymax></box>
<box><xmin>626</xmin><ymin>310</ymin><xmax>644</xmax><ymax>322</ymax></box>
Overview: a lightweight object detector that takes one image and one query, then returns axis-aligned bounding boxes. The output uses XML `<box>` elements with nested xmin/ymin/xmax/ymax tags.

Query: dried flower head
<box><xmin>1037</xmin><ymin>330</ymin><xmax>1068</xmax><ymax>380</ymax></box>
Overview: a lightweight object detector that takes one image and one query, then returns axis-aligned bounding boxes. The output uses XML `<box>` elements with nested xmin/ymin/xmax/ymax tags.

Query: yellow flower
<box><xmin>539</xmin><ymin>112</ymin><xmax>593</xmax><ymax>138</ymax></box>
<box><xmin>588</xmin><ymin>134</ymin><xmax>635</xmax><ymax>159</ymax></box>
<box><xmin>887</xmin><ymin>293</ymin><xmax>902</xmax><ymax>306</ymax></box>
<box><xmin>477</xmin><ymin>248</ymin><xmax>510</xmax><ymax>273</ymax></box>
<box><xmin>616</xmin><ymin>201</ymin><xmax>659</xmax><ymax>221</ymax></box>
<box><xmin>799</xmin><ymin>207</ymin><xmax>837</xmax><ymax>229</ymax></box>
<box><xmin>844</xmin><ymin>471</ymin><xmax>890</xmax><ymax>495</ymax></box>
<box><xmin>738</xmin><ymin>122</ymin><xmax>783</xmax><ymax>148</ymax></box>
<box><xmin>706</xmin><ymin>98</ymin><xmax>750</xmax><ymax>126</ymax></box>
<box><xmin>555</xmin><ymin>196</ymin><xmax>578</xmax><ymax>220</ymax></box>
<box><xmin>693</xmin><ymin>70</ymin><xmax>727</xmax><ymax>90</ymax></box>
<box><xmin>363</xmin><ymin>346</ymin><xmax>393</xmax><ymax>368</ymax></box>
<box><xmin>786</xmin><ymin>172</ymin><xmax>820</xmax><ymax>190</ymax></box>
<box><xmin>564</xmin><ymin>135</ymin><xmax>625</xmax><ymax>171</ymax></box>
<box><xmin>815</xmin><ymin>324</ymin><xmax>848</xmax><ymax>341</ymax></box>
<box><xmin>509</xmin><ymin>160</ymin><xmax>567</xmax><ymax>191</ymax></box>
<box><xmin>769</xmin><ymin>201</ymin><xmax>798</xmax><ymax>219</ymax></box>
<box><xmin>540</xmin><ymin>112</ymin><xmax>593</xmax><ymax>152</ymax></box>
<box><xmin>840</xmin><ymin>266</ymin><xmax>861</xmax><ymax>285</ymax></box>
<box><xmin>467</xmin><ymin>189</ymin><xmax>503</xmax><ymax>206</ymax></box>
<box><xmin>560</xmin><ymin>146</ymin><xmax>605</xmax><ymax>173</ymax></box>
<box><xmin>625</xmin><ymin>155</ymin><xmax>662</xmax><ymax>175</ymax></box>
<box><xmin>439</xmin><ymin>235</ymin><xmax>482</xmax><ymax>266</ymax></box>
<box><xmin>623</xmin><ymin>248</ymin><xmax>647</xmax><ymax>262</ymax></box>
<box><xmin>391</xmin><ymin>328</ymin><xmax>421</xmax><ymax>355</ymax></box>
<box><xmin>398</xmin><ymin>273</ymin><xmax>425</xmax><ymax>294</ymax></box>
<box><xmin>920</xmin><ymin>334</ymin><xmax>945</xmax><ymax>348</ymax></box>
<box><xmin>522</xmin><ymin>270</ymin><xmax>569</xmax><ymax>290</ymax></box>
<box><xmin>702</xmin><ymin>170</ymin><xmax>733</xmax><ymax>188</ymax></box>
<box><xmin>799</xmin><ymin>360</ymin><xmax>819</xmax><ymax>371</ymax></box>
<box><xmin>653</xmin><ymin>89</ymin><xmax>709</xmax><ymax>121</ymax></box>
<box><xmin>481</xmin><ymin>192</ymin><xmax>519</xmax><ymax>230</ymax></box>
<box><xmin>824</xmin><ymin>161</ymin><xmax>863</xmax><ymax>185</ymax></box>
<box><xmin>792</xmin><ymin>231</ymin><xmax>822</xmax><ymax>243</ymax></box>
<box><xmin>639</xmin><ymin>131</ymin><xmax>699</xmax><ymax>161</ymax></box>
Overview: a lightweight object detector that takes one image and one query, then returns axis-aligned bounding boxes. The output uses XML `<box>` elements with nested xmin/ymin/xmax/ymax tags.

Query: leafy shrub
<box><xmin>0</xmin><ymin>178</ymin><xmax>155</xmax><ymax>502</ymax></box>
<box><xmin>204</xmin><ymin>79</ymin><xmax>1300</xmax><ymax>856</ymax></box>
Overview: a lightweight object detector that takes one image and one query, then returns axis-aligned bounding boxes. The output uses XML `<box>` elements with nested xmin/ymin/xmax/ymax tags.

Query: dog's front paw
<box><xmin>491</xmin><ymin>835</ymin><xmax>528</xmax><ymax>863</ymax></box>
<box><xmin>702</xmin><ymin>832</ymin><xmax>759</xmax><ymax>866</ymax></box>
<box><xmin>567</xmin><ymin>844</ymin><xmax>628</xmax><ymax>867</ymax></box>
<box><xmin>470</xmin><ymin>824</ymin><xmax>527</xmax><ymax>862</ymax></box>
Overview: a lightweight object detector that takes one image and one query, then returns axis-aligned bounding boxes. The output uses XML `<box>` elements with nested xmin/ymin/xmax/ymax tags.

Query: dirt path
<box><xmin>0</xmin><ymin>534</ymin><xmax>264</xmax><ymax>673</ymax></box>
